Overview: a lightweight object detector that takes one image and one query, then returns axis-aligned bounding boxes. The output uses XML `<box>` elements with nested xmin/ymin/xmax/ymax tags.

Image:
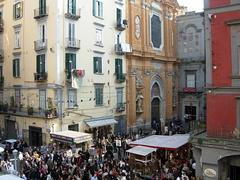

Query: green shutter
<box><xmin>93</xmin><ymin>0</ymin><xmax>96</xmax><ymax>16</ymax></box>
<box><xmin>13</xmin><ymin>59</ymin><xmax>15</xmax><ymax>76</ymax></box>
<box><xmin>99</xmin><ymin>57</ymin><xmax>102</xmax><ymax>73</ymax></box>
<box><xmin>37</xmin><ymin>55</ymin><xmax>40</xmax><ymax>73</ymax></box>
<box><xmin>93</xmin><ymin>57</ymin><xmax>97</xmax><ymax>73</ymax></box>
<box><xmin>67</xmin><ymin>0</ymin><xmax>70</xmax><ymax>13</ymax></box>
<box><xmin>72</xmin><ymin>54</ymin><xmax>76</xmax><ymax>69</ymax></box>
<box><xmin>117</xmin><ymin>8</ymin><xmax>121</xmax><ymax>23</ymax></box>
<box><xmin>100</xmin><ymin>2</ymin><xmax>103</xmax><ymax>17</ymax></box>
<box><xmin>119</xmin><ymin>59</ymin><xmax>122</xmax><ymax>74</ymax></box>
<box><xmin>17</xmin><ymin>59</ymin><xmax>20</xmax><ymax>77</ymax></box>
<box><xmin>100</xmin><ymin>87</ymin><xmax>103</xmax><ymax>104</ymax></box>
<box><xmin>115</xmin><ymin>59</ymin><xmax>118</xmax><ymax>74</ymax></box>
<box><xmin>72</xmin><ymin>0</ymin><xmax>76</xmax><ymax>14</ymax></box>
<box><xmin>66</xmin><ymin>54</ymin><xmax>70</xmax><ymax>79</ymax></box>
<box><xmin>41</xmin><ymin>55</ymin><xmax>45</xmax><ymax>73</ymax></box>
<box><xmin>13</xmin><ymin>4</ymin><xmax>16</xmax><ymax>19</ymax></box>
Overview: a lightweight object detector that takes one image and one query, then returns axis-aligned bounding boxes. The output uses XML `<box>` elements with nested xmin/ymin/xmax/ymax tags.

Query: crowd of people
<box><xmin>0</xmin><ymin>133</ymin><xmax>196</xmax><ymax>180</ymax></box>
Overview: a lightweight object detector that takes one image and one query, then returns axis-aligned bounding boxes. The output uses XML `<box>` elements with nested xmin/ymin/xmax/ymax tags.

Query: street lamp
<box><xmin>12</xmin><ymin>149</ymin><xmax>18</xmax><ymax>171</ymax></box>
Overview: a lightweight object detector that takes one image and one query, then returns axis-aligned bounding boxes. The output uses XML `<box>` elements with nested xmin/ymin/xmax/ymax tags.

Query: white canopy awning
<box><xmin>50</xmin><ymin>130</ymin><xmax>92</xmax><ymax>144</ymax></box>
<box><xmin>129</xmin><ymin>134</ymin><xmax>190</xmax><ymax>150</ymax></box>
<box><xmin>85</xmin><ymin>117</ymin><xmax>117</xmax><ymax>128</ymax></box>
<box><xmin>126</xmin><ymin>146</ymin><xmax>157</xmax><ymax>156</ymax></box>
<box><xmin>0</xmin><ymin>175</ymin><xmax>23</xmax><ymax>180</ymax></box>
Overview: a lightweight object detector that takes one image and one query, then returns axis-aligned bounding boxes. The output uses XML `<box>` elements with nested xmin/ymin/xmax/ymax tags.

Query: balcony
<box><xmin>183</xmin><ymin>87</ymin><xmax>196</xmax><ymax>93</ymax></box>
<box><xmin>34</xmin><ymin>39</ymin><xmax>47</xmax><ymax>51</ymax></box>
<box><xmin>116</xmin><ymin>73</ymin><xmax>126</xmax><ymax>83</ymax></box>
<box><xmin>65</xmin><ymin>38</ymin><xmax>80</xmax><ymax>50</ymax></box>
<box><xmin>0</xmin><ymin>49</ymin><xmax>4</xmax><ymax>62</ymax></box>
<box><xmin>115</xmin><ymin>43</ymin><xmax>132</xmax><ymax>55</ymax></box>
<box><xmin>0</xmin><ymin>19</ymin><xmax>3</xmax><ymax>32</ymax></box>
<box><xmin>65</xmin><ymin>9</ymin><xmax>81</xmax><ymax>20</ymax></box>
<box><xmin>34</xmin><ymin>72</ymin><xmax>48</xmax><ymax>82</ymax></box>
<box><xmin>116</xmin><ymin>19</ymin><xmax>127</xmax><ymax>31</ymax></box>
<box><xmin>34</xmin><ymin>7</ymin><xmax>48</xmax><ymax>19</ymax></box>
<box><xmin>116</xmin><ymin>103</ymin><xmax>125</xmax><ymax>112</ymax></box>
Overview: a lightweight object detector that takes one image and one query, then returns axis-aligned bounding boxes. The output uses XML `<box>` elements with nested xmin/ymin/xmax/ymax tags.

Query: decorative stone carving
<box><xmin>136</xmin><ymin>91</ymin><xmax>144</xmax><ymax>113</ymax></box>
<box><xmin>135</xmin><ymin>72</ymin><xmax>144</xmax><ymax>88</ymax></box>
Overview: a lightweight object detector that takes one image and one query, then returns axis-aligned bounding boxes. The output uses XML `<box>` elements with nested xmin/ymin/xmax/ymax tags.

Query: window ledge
<box><xmin>95</xmin><ymin>104</ymin><xmax>104</xmax><ymax>107</ymax></box>
<box><xmin>94</xmin><ymin>73</ymin><xmax>104</xmax><ymax>75</ymax></box>
<box><xmin>94</xmin><ymin>15</ymin><xmax>104</xmax><ymax>20</ymax></box>
<box><xmin>95</xmin><ymin>43</ymin><xmax>104</xmax><ymax>47</ymax></box>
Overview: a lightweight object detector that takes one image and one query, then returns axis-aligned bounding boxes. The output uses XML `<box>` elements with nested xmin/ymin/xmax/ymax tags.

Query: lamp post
<box><xmin>12</xmin><ymin>149</ymin><xmax>18</xmax><ymax>171</ymax></box>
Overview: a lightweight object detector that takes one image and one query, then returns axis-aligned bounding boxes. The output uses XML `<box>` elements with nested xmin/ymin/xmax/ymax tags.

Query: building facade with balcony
<box><xmin>0</xmin><ymin>0</ymin><xmax>128</xmax><ymax>145</ymax></box>
<box><xmin>176</xmin><ymin>11</ymin><xmax>206</xmax><ymax>131</ymax></box>
<box><xmin>125</xmin><ymin>0</ymin><xmax>179</xmax><ymax>133</ymax></box>
<box><xmin>192</xmin><ymin>0</ymin><xmax>240</xmax><ymax>179</ymax></box>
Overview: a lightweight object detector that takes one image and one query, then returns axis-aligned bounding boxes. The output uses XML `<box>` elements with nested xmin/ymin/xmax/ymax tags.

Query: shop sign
<box><xmin>204</xmin><ymin>168</ymin><xmax>217</xmax><ymax>177</ymax></box>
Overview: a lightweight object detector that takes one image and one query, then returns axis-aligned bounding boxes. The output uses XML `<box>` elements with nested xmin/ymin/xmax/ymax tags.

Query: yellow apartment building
<box><xmin>0</xmin><ymin>0</ymin><xmax>130</xmax><ymax>146</ymax></box>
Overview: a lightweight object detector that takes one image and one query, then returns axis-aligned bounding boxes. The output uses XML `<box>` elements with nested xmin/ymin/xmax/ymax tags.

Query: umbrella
<box><xmin>0</xmin><ymin>147</ymin><xmax>4</xmax><ymax>153</ymax></box>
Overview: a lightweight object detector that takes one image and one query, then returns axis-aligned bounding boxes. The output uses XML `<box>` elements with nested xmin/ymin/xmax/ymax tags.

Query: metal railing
<box><xmin>116</xmin><ymin>73</ymin><xmax>126</xmax><ymax>83</ymax></box>
<box><xmin>65</xmin><ymin>38</ymin><xmax>80</xmax><ymax>49</ymax></box>
<box><xmin>34</xmin><ymin>7</ymin><xmax>49</xmax><ymax>19</ymax></box>
<box><xmin>65</xmin><ymin>8</ymin><xmax>81</xmax><ymax>20</ymax></box>
<box><xmin>34</xmin><ymin>39</ymin><xmax>47</xmax><ymax>51</ymax></box>
<box><xmin>34</xmin><ymin>72</ymin><xmax>48</xmax><ymax>82</ymax></box>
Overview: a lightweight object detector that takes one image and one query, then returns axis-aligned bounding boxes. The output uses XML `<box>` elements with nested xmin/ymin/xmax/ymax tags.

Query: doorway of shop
<box><xmin>29</xmin><ymin>126</ymin><xmax>42</xmax><ymax>146</ymax></box>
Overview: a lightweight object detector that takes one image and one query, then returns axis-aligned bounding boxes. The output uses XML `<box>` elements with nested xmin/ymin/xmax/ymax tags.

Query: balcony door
<box><xmin>39</xmin><ymin>24</ymin><xmax>46</xmax><ymax>43</ymax></box>
<box><xmin>39</xmin><ymin>0</ymin><xmax>46</xmax><ymax>15</ymax></box>
<box><xmin>36</xmin><ymin>54</ymin><xmax>46</xmax><ymax>74</ymax></box>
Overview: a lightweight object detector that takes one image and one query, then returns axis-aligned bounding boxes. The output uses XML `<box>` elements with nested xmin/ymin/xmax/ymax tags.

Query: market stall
<box><xmin>129</xmin><ymin>134</ymin><xmax>190</xmax><ymax>150</ymax></box>
<box><xmin>127</xmin><ymin>146</ymin><xmax>157</xmax><ymax>176</ymax></box>
<box><xmin>50</xmin><ymin>130</ymin><xmax>92</xmax><ymax>151</ymax></box>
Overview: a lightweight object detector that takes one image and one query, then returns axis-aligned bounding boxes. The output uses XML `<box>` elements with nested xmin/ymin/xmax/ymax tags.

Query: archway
<box><xmin>218</xmin><ymin>155</ymin><xmax>240</xmax><ymax>180</ymax></box>
<box><xmin>151</xmin><ymin>97</ymin><xmax>160</xmax><ymax>129</ymax></box>
<box><xmin>150</xmin><ymin>76</ymin><xmax>164</xmax><ymax>131</ymax></box>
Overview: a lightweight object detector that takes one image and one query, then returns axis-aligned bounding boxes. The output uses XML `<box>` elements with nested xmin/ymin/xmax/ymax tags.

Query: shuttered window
<box><xmin>39</xmin><ymin>0</ymin><xmax>46</xmax><ymax>15</ymax></box>
<box><xmin>95</xmin><ymin>84</ymin><xmax>103</xmax><ymax>105</ymax></box>
<box><xmin>13</xmin><ymin>2</ymin><xmax>23</xmax><ymax>20</ymax></box>
<box><xmin>93</xmin><ymin>0</ymin><xmax>103</xmax><ymax>18</ymax></box>
<box><xmin>66</xmin><ymin>53</ymin><xmax>76</xmax><ymax>79</ymax></box>
<box><xmin>36</xmin><ymin>54</ymin><xmax>45</xmax><ymax>74</ymax></box>
<box><xmin>68</xmin><ymin>0</ymin><xmax>76</xmax><ymax>14</ymax></box>
<box><xmin>13</xmin><ymin>58</ymin><xmax>20</xmax><ymax>77</ymax></box>
<box><xmin>93</xmin><ymin>57</ymin><xmax>102</xmax><ymax>74</ymax></box>
<box><xmin>116</xmin><ymin>8</ymin><xmax>122</xmax><ymax>24</ymax></box>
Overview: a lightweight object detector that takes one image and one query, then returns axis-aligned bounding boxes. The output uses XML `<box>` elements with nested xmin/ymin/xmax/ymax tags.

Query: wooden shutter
<box><xmin>72</xmin><ymin>0</ymin><xmax>76</xmax><ymax>14</ymax></box>
<box><xmin>72</xmin><ymin>54</ymin><xmax>76</xmax><ymax>69</ymax></box>
<box><xmin>37</xmin><ymin>55</ymin><xmax>40</xmax><ymax>73</ymax></box>
<box><xmin>116</xmin><ymin>8</ymin><xmax>121</xmax><ymax>23</ymax></box>
<box><xmin>16</xmin><ymin>59</ymin><xmax>20</xmax><ymax>77</ymax></box>
<box><xmin>41</xmin><ymin>55</ymin><xmax>45</xmax><ymax>73</ymax></box>
<box><xmin>13</xmin><ymin>59</ymin><xmax>16</xmax><ymax>77</ymax></box>
<box><xmin>99</xmin><ymin>57</ymin><xmax>102</xmax><ymax>73</ymax></box>
<box><xmin>93</xmin><ymin>57</ymin><xmax>97</xmax><ymax>73</ymax></box>
<box><xmin>93</xmin><ymin>0</ymin><xmax>96</xmax><ymax>16</ymax></box>
<box><xmin>66</xmin><ymin>53</ymin><xmax>70</xmax><ymax>79</ymax></box>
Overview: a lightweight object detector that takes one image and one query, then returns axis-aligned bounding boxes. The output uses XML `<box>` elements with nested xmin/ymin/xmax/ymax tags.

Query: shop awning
<box><xmin>85</xmin><ymin>117</ymin><xmax>117</xmax><ymax>128</ymax></box>
<box><xmin>129</xmin><ymin>134</ymin><xmax>190</xmax><ymax>151</ymax></box>
<box><xmin>50</xmin><ymin>130</ymin><xmax>92</xmax><ymax>144</ymax></box>
<box><xmin>126</xmin><ymin>146</ymin><xmax>157</xmax><ymax>156</ymax></box>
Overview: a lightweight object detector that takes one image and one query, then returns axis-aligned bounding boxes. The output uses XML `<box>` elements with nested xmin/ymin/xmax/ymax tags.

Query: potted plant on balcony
<box><xmin>45</xmin><ymin>97</ymin><xmax>58</xmax><ymax>118</ymax></box>
<box><xmin>27</xmin><ymin>106</ymin><xmax>34</xmax><ymax>115</ymax></box>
